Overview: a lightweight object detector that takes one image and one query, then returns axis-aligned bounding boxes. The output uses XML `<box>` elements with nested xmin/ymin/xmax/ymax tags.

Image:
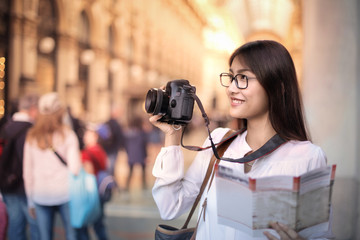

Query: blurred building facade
<box><xmin>0</xmin><ymin>0</ymin><xmax>208</xmax><ymax>122</ymax></box>
<box><xmin>0</xmin><ymin>0</ymin><xmax>302</xmax><ymax>124</ymax></box>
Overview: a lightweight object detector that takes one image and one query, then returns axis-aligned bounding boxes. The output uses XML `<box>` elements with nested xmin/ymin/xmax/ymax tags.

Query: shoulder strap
<box><xmin>182</xmin><ymin>129</ymin><xmax>237</xmax><ymax>229</ymax></box>
<box><xmin>46</xmin><ymin>132</ymin><xmax>68</xmax><ymax>166</ymax></box>
<box><xmin>181</xmin><ymin>125</ymin><xmax>286</xmax><ymax>164</ymax></box>
<box><xmin>50</xmin><ymin>147</ymin><xmax>67</xmax><ymax>166</ymax></box>
<box><xmin>220</xmin><ymin>134</ymin><xmax>286</xmax><ymax>163</ymax></box>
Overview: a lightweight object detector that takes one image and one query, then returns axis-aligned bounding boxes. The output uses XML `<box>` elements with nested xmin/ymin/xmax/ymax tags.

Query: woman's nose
<box><xmin>227</xmin><ymin>79</ymin><xmax>239</xmax><ymax>93</ymax></box>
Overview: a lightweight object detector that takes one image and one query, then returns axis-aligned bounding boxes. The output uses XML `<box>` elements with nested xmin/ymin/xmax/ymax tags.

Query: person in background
<box><xmin>23</xmin><ymin>92</ymin><xmax>81</xmax><ymax>240</ymax></box>
<box><xmin>75</xmin><ymin>123</ymin><xmax>108</xmax><ymax>240</ymax></box>
<box><xmin>149</xmin><ymin>40</ymin><xmax>333</xmax><ymax>239</ymax></box>
<box><xmin>124</xmin><ymin>116</ymin><xmax>148</xmax><ymax>191</ymax></box>
<box><xmin>64</xmin><ymin>106</ymin><xmax>86</xmax><ymax>150</ymax></box>
<box><xmin>0</xmin><ymin>94</ymin><xmax>40</xmax><ymax>240</ymax></box>
<box><xmin>98</xmin><ymin>105</ymin><xmax>125</xmax><ymax>177</ymax></box>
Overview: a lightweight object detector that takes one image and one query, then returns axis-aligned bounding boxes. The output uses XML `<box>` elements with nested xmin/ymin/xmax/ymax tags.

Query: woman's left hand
<box><xmin>263</xmin><ymin>222</ymin><xmax>305</xmax><ymax>240</ymax></box>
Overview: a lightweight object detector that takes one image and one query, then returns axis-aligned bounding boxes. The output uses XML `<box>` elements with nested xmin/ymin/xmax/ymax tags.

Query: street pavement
<box><xmin>104</xmin><ymin>189</ymin><xmax>196</xmax><ymax>240</ymax></box>
<box><xmin>54</xmin><ymin>188</ymin><xmax>196</xmax><ymax>240</ymax></box>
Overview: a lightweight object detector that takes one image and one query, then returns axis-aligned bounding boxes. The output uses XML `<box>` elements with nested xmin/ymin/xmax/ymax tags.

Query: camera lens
<box><xmin>145</xmin><ymin>88</ymin><xmax>169</xmax><ymax>115</ymax></box>
<box><xmin>145</xmin><ymin>89</ymin><xmax>157</xmax><ymax>114</ymax></box>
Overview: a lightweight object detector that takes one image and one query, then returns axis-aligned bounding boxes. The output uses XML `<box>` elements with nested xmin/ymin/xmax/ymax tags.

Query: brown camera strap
<box><xmin>182</xmin><ymin>129</ymin><xmax>237</xmax><ymax>229</ymax></box>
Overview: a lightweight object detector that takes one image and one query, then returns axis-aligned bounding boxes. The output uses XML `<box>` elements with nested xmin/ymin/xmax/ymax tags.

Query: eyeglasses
<box><xmin>219</xmin><ymin>73</ymin><xmax>256</xmax><ymax>89</ymax></box>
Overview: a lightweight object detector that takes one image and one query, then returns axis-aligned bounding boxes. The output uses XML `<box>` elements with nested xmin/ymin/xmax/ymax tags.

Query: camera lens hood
<box><xmin>145</xmin><ymin>88</ymin><xmax>166</xmax><ymax>115</ymax></box>
<box><xmin>145</xmin><ymin>89</ymin><xmax>156</xmax><ymax>113</ymax></box>
<box><xmin>153</xmin><ymin>88</ymin><xmax>164</xmax><ymax>115</ymax></box>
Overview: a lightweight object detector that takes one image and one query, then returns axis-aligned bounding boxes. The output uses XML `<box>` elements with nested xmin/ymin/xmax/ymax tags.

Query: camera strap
<box><xmin>181</xmin><ymin>90</ymin><xmax>287</xmax><ymax>164</ymax></box>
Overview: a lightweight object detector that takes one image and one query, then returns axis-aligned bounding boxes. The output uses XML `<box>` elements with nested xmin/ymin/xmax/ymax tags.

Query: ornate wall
<box><xmin>2</xmin><ymin>0</ymin><xmax>304</xmax><ymax>124</ymax></box>
<box><xmin>302</xmin><ymin>0</ymin><xmax>360</xmax><ymax>238</ymax></box>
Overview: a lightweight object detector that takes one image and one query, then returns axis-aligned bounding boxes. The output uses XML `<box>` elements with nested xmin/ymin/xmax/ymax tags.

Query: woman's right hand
<box><xmin>149</xmin><ymin>115</ymin><xmax>183</xmax><ymax>147</ymax></box>
<box><xmin>149</xmin><ymin>115</ymin><xmax>177</xmax><ymax>135</ymax></box>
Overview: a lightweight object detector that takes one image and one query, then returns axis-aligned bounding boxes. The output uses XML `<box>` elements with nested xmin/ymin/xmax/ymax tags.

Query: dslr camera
<box><xmin>145</xmin><ymin>79</ymin><xmax>196</xmax><ymax>125</ymax></box>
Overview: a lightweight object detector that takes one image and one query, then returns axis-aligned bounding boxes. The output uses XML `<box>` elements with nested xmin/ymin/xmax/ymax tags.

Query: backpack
<box><xmin>85</xmin><ymin>149</ymin><xmax>116</xmax><ymax>202</ymax></box>
<box><xmin>0</xmin><ymin>124</ymin><xmax>30</xmax><ymax>192</ymax></box>
<box><xmin>96</xmin><ymin>170</ymin><xmax>116</xmax><ymax>202</ymax></box>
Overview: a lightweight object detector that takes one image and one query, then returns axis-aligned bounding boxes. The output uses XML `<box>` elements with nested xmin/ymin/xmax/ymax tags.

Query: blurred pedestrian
<box><xmin>124</xmin><ymin>116</ymin><xmax>148</xmax><ymax>191</ymax></box>
<box><xmin>64</xmin><ymin>106</ymin><xmax>86</xmax><ymax>150</ymax></box>
<box><xmin>0</xmin><ymin>94</ymin><xmax>40</xmax><ymax>240</ymax></box>
<box><xmin>23</xmin><ymin>92</ymin><xmax>81</xmax><ymax>240</ymax></box>
<box><xmin>75</xmin><ymin>123</ymin><xmax>108</xmax><ymax>240</ymax></box>
<box><xmin>98</xmin><ymin>105</ymin><xmax>125</xmax><ymax>177</ymax></box>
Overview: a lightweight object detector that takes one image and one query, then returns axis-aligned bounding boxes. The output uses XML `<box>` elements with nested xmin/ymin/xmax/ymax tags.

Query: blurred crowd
<box><xmin>0</xmin><ymin>92</ymin><xmax>164</xmax><ymax>240</ymax></box>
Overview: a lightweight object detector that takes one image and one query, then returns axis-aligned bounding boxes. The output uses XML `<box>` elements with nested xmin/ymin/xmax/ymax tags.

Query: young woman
<box><xmin>23</xmin><ymin>92</ymin><xmax>81</xmax><ymax>240</ymax></box>
<box><xmin>150</xmin><ymin>40</ymin><xmax>333</xmax><ymax>239</ymax></box>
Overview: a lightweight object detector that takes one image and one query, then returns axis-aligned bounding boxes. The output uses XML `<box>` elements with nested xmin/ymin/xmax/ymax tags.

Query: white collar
<box><xmin>223</xmin><ymin>130</ymin><xmax>253</xmax><ymax>159</ymax></box>
<box><xmin>12</xmin><ymin>112</ymin><xmax>32</xmax><ymax>122</ymax></box>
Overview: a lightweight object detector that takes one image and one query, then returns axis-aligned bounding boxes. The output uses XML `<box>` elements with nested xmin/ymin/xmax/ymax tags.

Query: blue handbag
<box><xmin>51</xmin><ymin>148</ymin><xmax>101</xmax><ymax>228</ymax></box>
<box><xmin>69</xmin><ymin>168</ymin><xmax>101</xmax><ymax>228</ymax></box>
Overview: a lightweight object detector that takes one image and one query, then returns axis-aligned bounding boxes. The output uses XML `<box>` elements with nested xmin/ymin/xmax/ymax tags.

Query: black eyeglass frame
<box><xmin>219</xmin><ymin>72</ymin><xmax>256</xmax><ymax>89</ymax></box>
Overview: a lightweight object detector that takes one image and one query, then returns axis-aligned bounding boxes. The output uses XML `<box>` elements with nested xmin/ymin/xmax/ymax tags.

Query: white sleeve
<box><xmin>23</xmin><ymin>141</ymin><xmax>35</xmax><ymax>208</ymax></box>
<box><xmin>152</xmin><ymin>127</ymin><xmax>230</xmax><ymax>220</ymax></box>
<box><xmin>308</xmin><ymin>145</ymin><xmax>328</xmax><ymax>171</ymax></box>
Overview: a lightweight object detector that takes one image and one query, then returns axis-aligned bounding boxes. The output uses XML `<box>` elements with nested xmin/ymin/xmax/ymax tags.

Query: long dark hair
<box><xmin>229</xmin><ymin>40</ymin><xmax>309</xmax><ymax>141</ymax></box>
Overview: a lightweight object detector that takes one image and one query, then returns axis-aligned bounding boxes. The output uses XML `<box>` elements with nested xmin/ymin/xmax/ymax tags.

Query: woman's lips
<box><xmin>230</xmin><ymin>97</ymin><xmax>245</xmax><ymax>106</ymax></box>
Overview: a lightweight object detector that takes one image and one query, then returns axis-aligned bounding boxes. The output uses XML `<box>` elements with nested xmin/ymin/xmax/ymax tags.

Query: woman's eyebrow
<box><xmin>229</xmin><ymin>68</ymin><xmax>252</xmax><ymax>74</ymax></box>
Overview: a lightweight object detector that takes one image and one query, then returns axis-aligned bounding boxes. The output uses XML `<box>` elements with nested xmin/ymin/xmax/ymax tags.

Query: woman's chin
<box><xmin>229</xmin><ymin>110</ymin><xmax>244</xmax><ymax>119</ymax></box>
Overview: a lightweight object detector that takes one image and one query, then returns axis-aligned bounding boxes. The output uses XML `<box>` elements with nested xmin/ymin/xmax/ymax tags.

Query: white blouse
<box><xmin>152</xmin><ymin>127</ymin><xmax>333</xmax><ymax>240</ymax></box>
<box><xmin>23</xmin><ymin>128</ymin><xmax>81</xmax><ymax>208</ymax></box>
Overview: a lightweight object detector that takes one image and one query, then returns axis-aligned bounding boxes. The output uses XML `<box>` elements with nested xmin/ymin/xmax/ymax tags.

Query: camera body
<box><xmin>145</xmin><ymin>80</ymin><xmax>196</xmax><ymax>125</ymax></box>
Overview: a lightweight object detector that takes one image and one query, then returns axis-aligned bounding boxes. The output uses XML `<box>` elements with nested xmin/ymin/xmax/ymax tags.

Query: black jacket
<box><xmin>0</xmin><ymin>119</ymin><xmax>32</xmax><ymax>194</ymax></box>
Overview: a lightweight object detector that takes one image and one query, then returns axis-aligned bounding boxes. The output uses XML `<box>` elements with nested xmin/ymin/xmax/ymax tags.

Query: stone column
<box><xmin>8</xmin><ymin>14</ymin><xmax>23</xmax><ymax>100</ymax></box>
<box><xmin>302</xmin><ymin>0</ymin><xmax>359</xmax><ymax>239</ymax></box>
<box><xmin>87</xmin><ymin>48</ymin><xmax>109</xmax><ymax>122</ymax></box>
<box><xmin>8</xmin><ymin>0</ymin><xmax>38</xmax><ymax>100</ymax></box>
<box><xmin>56</xmin><ymin>33</ymin><xmax>83</xmax><ymax>116</ymax></box>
